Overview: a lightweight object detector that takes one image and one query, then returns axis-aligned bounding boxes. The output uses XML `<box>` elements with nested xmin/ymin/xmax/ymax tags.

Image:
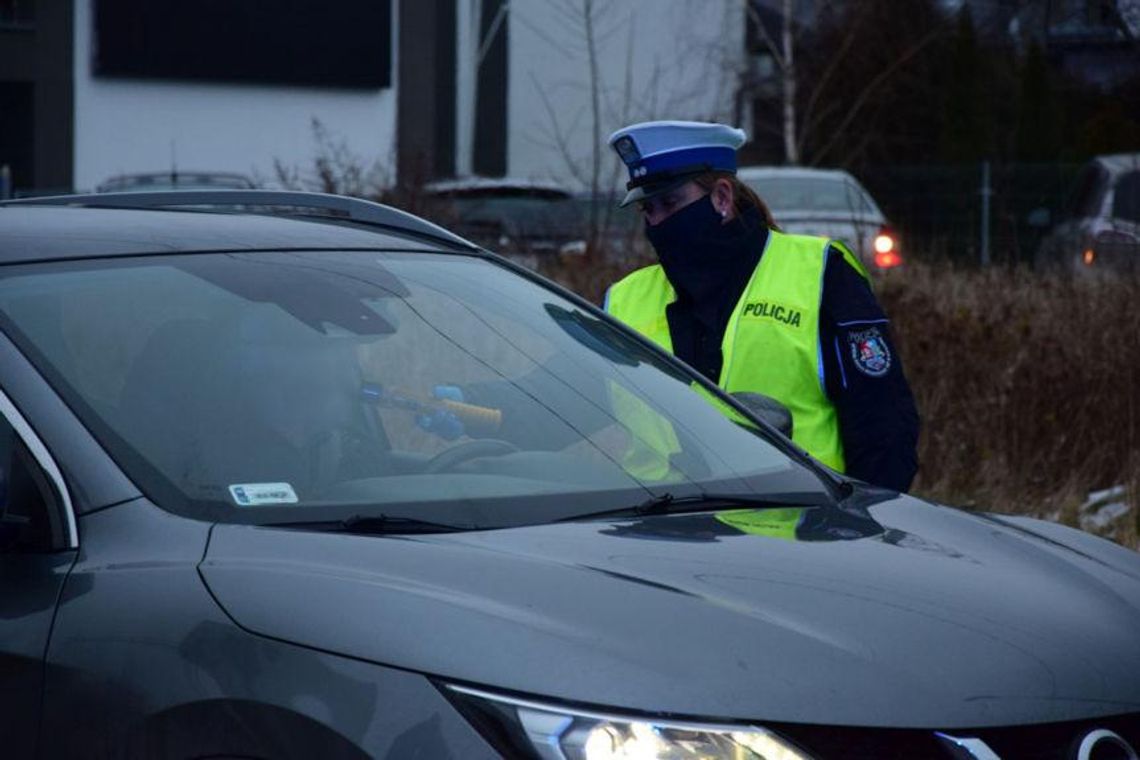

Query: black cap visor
<box><xmin>618</xmin><ymin>163</ymin><xmax>717</xmax><ymax>207</ymax></box>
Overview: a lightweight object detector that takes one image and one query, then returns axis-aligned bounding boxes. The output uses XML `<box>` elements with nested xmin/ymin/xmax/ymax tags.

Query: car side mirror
<box><xmin>0</xmin><ymin>443</ymin><xmax>60</xmax><ymax>553</ymax></box>
<box><xmin>0</xmin><ymin>510</ymin><xmax>30</xmax><ymax>552</ymax></box>
<box><xmin>0</xmin><ymin>466</ymin><xmax>33</xmax><ymax>551</ymax></box>
<box><xmin>1027</xmin><ymin>207</ymin><xmax>1051</xmax><ymax>228</ymax></box>
<box><xmin>730</xmin><ymin>392</ymin><xmax>793</xmax><ymax>438</ymax></box>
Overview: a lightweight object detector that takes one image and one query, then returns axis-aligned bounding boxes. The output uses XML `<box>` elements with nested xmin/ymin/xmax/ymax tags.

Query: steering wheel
<box><xmin>422</xmin><ymin>439</ymin><xmax>520</xmax><ymax>474</ymax></box>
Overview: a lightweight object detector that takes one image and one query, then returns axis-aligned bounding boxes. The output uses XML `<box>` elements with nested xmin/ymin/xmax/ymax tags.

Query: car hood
<box><xmin>200</xmin><ymin>495</ymin><xmax>1140</xmax><ymax>728</ymax></box>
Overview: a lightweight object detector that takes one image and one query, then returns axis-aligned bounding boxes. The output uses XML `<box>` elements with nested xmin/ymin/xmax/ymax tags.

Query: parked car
<box><xmin>424</xmin><ymin>176</ymin><xmax>586</xmax><ymax>255</ymax></box>
<box><xmin>2</xmin><ymin>190</ymin><xmax>1139</xmax><ymax>759</ymax></box>
<box><xmin>96</xmin><ymin>171</ymin><xmax>256</xmax><ymax>193</ymax></box>
<box><xmin>738</xmin><ymin>166</ymin><xmax>902</xmax><ymax>271</ymax></box>
<box><xmin>1035</xmin><ymin>153</ymin><xmax>1140</xmax><ymax>273</ymax></box>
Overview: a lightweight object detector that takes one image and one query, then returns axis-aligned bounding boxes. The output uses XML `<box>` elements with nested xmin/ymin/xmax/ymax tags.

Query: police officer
<box><xmin>604</xmin><ymin>121</ymin><xmax>919</xmax><ymax>492</ymax></box>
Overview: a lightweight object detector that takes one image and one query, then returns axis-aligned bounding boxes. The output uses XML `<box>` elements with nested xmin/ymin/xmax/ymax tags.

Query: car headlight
<box><xmin>445</xmin><ymin>684</ymin><xmax>816</xmax><ymax>760</ymax></box>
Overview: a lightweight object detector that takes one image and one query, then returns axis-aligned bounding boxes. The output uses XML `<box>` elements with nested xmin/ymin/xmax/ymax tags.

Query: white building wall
<box><xmin>72</xmin><ymin>0</ymin><xmax>399</xmax><ymax>192</ymax></box>
<box><xmin>505</xmin><ymin>0</ymin><xmax>746</xmax><ymax>192</ymax></box>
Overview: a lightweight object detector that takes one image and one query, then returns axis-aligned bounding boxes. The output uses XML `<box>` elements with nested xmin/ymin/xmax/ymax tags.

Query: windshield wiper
<box><xmin>560</xmin><ymin>491</ymin><xmax>831</xmax><ymax>523</ymax></box>
<box><xmin>269</xmin><ymin>514</ymin><xmax>473</xmax><ymax>535</ymax></box>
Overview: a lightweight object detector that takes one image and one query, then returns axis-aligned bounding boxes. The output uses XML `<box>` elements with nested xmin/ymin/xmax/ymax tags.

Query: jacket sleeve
<box><xmin>819</xmin><ymin>248</ymin><xmax>920</xmax><ymax>492</ymax></box>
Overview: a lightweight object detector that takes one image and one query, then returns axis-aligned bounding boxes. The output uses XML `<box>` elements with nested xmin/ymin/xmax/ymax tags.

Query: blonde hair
<box><xmin>693</xmin><ymin>171</ymin><xmax>780</xmax><ymax>231</ymax></box>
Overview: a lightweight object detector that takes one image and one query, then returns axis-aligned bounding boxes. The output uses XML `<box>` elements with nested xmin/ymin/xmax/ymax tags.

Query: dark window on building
<box><xmin>0</xmin><ymin>0</ymin><xmax>34</xmax><ymax>27</ymax></box>
<box><xmin>1113</xmin><ymin>171</ymin><xmax>1140</xmax><ymax>224</ymax></box>
<box><xmin>94</xmin><ymin>0</ymin><xmax>392</xmax><ymax>89</ymax></box>
<box><xmin>0</xmin><ymin>82</ymin><xmax>34</xmax><ymax>192</ymax></box>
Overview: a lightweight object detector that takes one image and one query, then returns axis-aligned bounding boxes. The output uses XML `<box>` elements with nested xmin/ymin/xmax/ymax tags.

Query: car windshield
<box><xmin>0</xmin><ymin>250</ymin><xmax>820</xmax><ymax>527</ymax></box>
<box><xmin>1112</xmin><ymin>171</ymin><xmax>1140</xmax><ymax>224</ymax></box>
<box><xmin>742</xmin><ymin>176</ymin><xmax>872</xmax><ymax>214</ymax></box>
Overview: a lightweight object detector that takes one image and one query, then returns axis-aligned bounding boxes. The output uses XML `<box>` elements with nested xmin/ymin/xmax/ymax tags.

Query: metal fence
<box><xmin>860</xmin><ymin>162</ymin><xmax>1084</xmax><ymax>266</ymax></box>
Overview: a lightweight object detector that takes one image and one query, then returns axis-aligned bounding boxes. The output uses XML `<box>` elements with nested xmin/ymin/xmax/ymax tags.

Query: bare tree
<box><xmin>521</xmin><ymin>0</ymin><xmax>625</xmax><ymax>256</ymax></box>
<box><xmin>742</xmin><ymin>0</ymin><xmax>949</xmax><ymax>166</ymax></box>
<box><xmin>521</xmin><ymin>1</ymin><xmax>744</xmax><ymax>257</ymax></box>
<box><xmin>781</xmin><ymin>0</ymin><xmax>797</xmax><ymax>164</ymax></box>
<box><xmin>272</xmin><ymin>119</ymin><xmax>391</xmax><ymax>198</ymax></box>
<box><xmin>744</xmin><ymin>0</ymin><xmax>802</xmax><ymax>162</ymax></box>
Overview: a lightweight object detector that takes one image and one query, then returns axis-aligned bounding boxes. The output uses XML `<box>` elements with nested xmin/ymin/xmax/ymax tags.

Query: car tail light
<box><xmin>873</xmin><ymin>228</ymin><xmax>902</xmax><ymax>269</ymax></box>
<box><xmin>1084</xmin><ymin>231</ymin><xmax>1139</xmax><ymax>267</ymax></box>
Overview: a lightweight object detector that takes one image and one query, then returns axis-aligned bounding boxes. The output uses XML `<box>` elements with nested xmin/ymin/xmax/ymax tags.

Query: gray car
<box><xmin>1035</xmin><ymin>153</ymin><xmax>1140</xmax><ymax>273</ymax></box>
<box><xmin>423</xmin><ymin>177</ymin><xmax>587</xmax><ymax>256</ymax></box>
<box><xmin>1</xmin><ymin>191</ymin><xmax>1139</xmax><ymax>759</ymax></box>
<box><xmin>737</xmin><ymin>167</ymin><xmax>902</xmax><ymax>271</ymax></box>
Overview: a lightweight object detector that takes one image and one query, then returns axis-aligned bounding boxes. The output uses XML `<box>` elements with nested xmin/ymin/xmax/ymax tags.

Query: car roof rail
<box><xmin>3</xmin><ymin>190</ymin><xmax>479</xmax><ymax>250</ymax></box>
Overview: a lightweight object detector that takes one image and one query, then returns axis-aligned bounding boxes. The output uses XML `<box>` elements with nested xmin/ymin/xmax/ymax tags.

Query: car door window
<box><xmin>1065</xmin><ymin>164</ymin><xmax>1108</xmax><ymax>219</ymax></box>
<box><xmin>1112</xmin><ymin>171</ymin><xmax>1140</xmax><ymax>224</ymax></box>
<box><xmin>844</xmin><ymin>182</ymin><xmax>873</xmax><ymax>214</ymax></box>
<box><xmin>0</xmin><ymin>416</ymin><xmax>59</xmax><ymax>554</ymax></box>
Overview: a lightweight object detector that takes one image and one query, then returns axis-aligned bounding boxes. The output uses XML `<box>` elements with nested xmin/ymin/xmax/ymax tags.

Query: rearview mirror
<box><xmin>730</xmin><ymin>392</ymin><xmax>793</xmax><ymax>438</ymax></box>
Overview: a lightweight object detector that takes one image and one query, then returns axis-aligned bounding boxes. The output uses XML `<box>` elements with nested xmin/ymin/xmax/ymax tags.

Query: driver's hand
<box><xmin>416</xmin><ymin>406</ymin><xmax>465</xmax><ymax>440</ymax></box>
<box><xmin>421</xmin><ymin>384</ymin><xmax>503</xmax><ymax>439</ymax></box>
<box><xmin>432</xmin><ymin>384</ymin><xmax>465</xmax><ymax>403</ymax></box>
<box><xmin>415</xmin><ymin>385</ymin><xmax>468</xmax><ymax>440</ymax></box>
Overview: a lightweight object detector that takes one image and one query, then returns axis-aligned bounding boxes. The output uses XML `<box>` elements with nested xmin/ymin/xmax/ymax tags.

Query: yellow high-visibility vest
<box><xmin>605</xmin><ymin>231</ymin><xmax>868</xmax><ymax>473</ymax></box>
<box><xmin>715</xmin><ymin>508</ymin><xmax>806</xmax><ymax>541</ymax></box>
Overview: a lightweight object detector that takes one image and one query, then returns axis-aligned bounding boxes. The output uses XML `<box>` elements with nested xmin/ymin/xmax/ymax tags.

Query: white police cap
<box><xmin>608</xmin><ymin>120</ymin><xmax>747</xmax><ymax>207</ymax></box>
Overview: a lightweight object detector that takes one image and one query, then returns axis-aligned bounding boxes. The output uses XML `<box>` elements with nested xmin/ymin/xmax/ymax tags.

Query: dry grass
<box><xmin>877</xmin><ymin>261</ymin><xmax>1140</xmax><ymax>546</ymax></box>
<box><xmin>534</xmin><ymin>249</ymin><xmax>653</xmax><ymax>307</ymax></box>
<box><xmin>532</xmin><ymin>250</ymin><xmax>1140</xmax><ymax>547</ymax></box>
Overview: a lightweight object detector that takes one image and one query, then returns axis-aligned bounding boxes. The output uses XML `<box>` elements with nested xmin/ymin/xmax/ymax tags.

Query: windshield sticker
<box><xmin>229</xmin><ymin>483</ymin><xmax>299</xmax><ymax>506</ymax></box>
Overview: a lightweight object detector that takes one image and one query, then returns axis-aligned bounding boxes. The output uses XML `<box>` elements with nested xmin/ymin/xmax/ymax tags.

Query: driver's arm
<box><xmin>458</xmin><ymin>367</ymin><xmax>609</xmax><ymax>450</ymax></box>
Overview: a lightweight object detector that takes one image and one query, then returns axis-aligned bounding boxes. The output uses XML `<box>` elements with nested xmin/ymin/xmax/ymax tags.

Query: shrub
<box><xmin>878</xmin><ymin>262</ymin><xmax>1139</xmax><ymax>545</ymax></box>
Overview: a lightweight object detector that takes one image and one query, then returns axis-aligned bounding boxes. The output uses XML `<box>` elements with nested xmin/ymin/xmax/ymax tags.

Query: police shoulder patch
<box><xmin>848</xmin><ymin>326</ymin><xmax>892</xmax><ymax>377</ymax></box>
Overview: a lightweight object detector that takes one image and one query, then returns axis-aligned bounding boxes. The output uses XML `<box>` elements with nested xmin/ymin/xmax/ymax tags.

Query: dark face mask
<box><xmin>645</xmin><ymin>195</ymin><xmax>760</xmax><ymax>305</ymax></box>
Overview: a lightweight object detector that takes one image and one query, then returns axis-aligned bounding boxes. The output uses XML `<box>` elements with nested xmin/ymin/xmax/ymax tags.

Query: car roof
<box><xmin>736</xmin><ymin>166</ymin><xmax>859</xmax><ymax>183</ymax></box>
<box><xmin>0</xmin><ymin>192</ymin><xmax>476</xmax><ymax>264</ymax></box>
<box><xmin>1094</xmin><ymin>153</ymin><xmax>1140</xmax><ymax>175</ymax></box>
